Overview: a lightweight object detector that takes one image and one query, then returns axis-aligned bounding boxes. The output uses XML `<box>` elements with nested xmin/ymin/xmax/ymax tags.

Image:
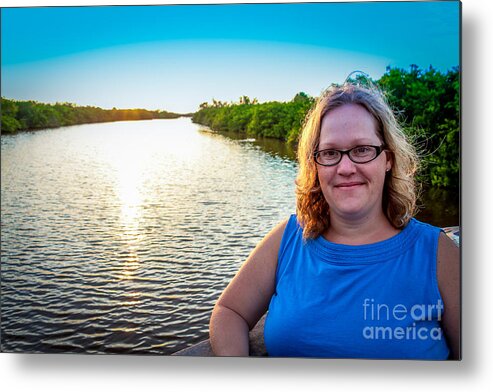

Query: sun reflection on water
<box><xmin>100</xmin><ymin>119</ymin><xmax>205</xmax><ymax>283</ymax></box>
<box><xmin>106</xmin><ymin>133</ymin><xmax>152</xmax><ymax>280</ymax></box>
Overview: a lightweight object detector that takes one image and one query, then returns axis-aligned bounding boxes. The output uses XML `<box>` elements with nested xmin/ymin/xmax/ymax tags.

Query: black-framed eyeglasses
<box><xmin>314</xmin><ymin>145</ymin><xmax>386</xmax><ymax>166</ymax></box>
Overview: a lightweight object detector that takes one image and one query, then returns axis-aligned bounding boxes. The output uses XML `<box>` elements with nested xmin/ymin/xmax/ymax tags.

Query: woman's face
<box><xmin>317</xmin><ymin>103</ymin><xmax>392</xmax><ymax>223</ymax></box>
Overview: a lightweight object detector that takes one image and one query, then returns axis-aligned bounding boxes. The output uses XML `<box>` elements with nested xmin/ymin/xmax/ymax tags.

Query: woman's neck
<box><xmin>324</xmin><ymin>211</ymin><xmax>400</xmax><ymax>245</ymax></box>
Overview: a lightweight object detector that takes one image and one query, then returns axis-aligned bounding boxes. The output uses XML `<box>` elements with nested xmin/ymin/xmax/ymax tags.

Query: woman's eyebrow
<box><xmin>318</xmin><ymin>139</ymin><xmax>376</xmax><ymax>149</ymax></box>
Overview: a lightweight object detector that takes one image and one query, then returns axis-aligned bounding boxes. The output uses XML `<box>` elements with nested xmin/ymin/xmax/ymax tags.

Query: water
<box><xmin>1</xmin><ymin>118</ymin><xmax>297</xmax><ymax>354</ymax></box>
<box><xmin>0</xmin><ymin>118</ymin><xmax>458</xmax><ymax>355</ymax></box>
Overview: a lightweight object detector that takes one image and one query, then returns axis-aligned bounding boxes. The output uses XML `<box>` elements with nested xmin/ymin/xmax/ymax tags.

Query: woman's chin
<box><xmin>331</xmin><ymin>205</ymin><xmax>368</xmax><ymax>219</ymax></box>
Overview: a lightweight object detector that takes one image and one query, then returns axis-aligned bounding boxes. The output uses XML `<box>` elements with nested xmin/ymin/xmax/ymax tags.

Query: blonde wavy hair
<box><xmin>296</xmin><ymin>83</ymin><xmax>419</xmax><ymax>239</ymax></box>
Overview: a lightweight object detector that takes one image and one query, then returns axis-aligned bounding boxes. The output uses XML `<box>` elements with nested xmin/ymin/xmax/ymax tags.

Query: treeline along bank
<box><xmin>1</xmin><ymin>99</ymin><xmax>189</xmax><ymax>134</ymax></box>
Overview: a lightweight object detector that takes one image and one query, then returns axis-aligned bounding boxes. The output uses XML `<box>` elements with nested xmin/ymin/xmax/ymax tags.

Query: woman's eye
<box><xmin>321</xmin><ymin>150</ymin><xmax>337</xmax><ymax>157</ymax></box>
<box><xmin>354</xmin><ymin>146</ymin><xmax>371</xmax><ymax>155</ymax></box>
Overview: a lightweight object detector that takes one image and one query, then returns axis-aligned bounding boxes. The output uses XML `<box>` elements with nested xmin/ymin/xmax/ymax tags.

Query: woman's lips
<box><xmin>335</xmin><ymin>182</ymin><xmax>364</xmax><ymax>189</ymax></box>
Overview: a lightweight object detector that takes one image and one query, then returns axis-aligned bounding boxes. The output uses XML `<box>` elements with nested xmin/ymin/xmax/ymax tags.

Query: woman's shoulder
<box><xmin>408</xmin><ymin>218</ymin><xmax>460</xmax><ymax>247</ymax></box>
<box><xmin>286</xmin><ymin>213</ymin><xmax>300</xmax><ymax>228</ymax></box>
<box><xmin>280</xmin><ymin>213</ymin><xmax>305</xmax><ymax>240</ymax></box>
<box><xmin>256</xmin><ymin>216</ymin><xmax>292</xmax><ymax>253</ymax></box>
<box><xmin>408</xmin><ymin>217</ymin><xmax>441</xmax><ymax>232</ymax></box>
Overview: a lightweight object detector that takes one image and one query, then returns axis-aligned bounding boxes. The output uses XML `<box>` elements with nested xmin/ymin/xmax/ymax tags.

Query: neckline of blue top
<box><xmin>308</xmin><ymin>217</ymin><xmax>422</xmax><ymax>265</ymax></box>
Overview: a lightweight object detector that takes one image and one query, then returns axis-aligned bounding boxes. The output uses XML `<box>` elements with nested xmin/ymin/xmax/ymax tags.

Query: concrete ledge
<box><xmin>172</xmin><ymin>314</ymin><xmax>267</xmax><ymax>356</ymax></box>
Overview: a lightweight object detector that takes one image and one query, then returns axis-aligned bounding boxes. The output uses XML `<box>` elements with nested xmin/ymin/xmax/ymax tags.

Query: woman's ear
<box><xmin>385</xmin><ymin>150</ymin><xmax>393</xmax><ymax>172</ymax></box>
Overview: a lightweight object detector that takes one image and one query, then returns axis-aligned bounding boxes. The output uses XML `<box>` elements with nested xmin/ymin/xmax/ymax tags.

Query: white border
<box><xmin>2</xmin><ymin>0</ymin><xmax>491</xmax><ymax>390</ymax></box>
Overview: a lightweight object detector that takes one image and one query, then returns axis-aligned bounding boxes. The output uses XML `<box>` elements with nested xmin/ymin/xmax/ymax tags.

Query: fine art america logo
<box><xmin>362</xmin><ymin>298</ymin><xmax>444</xmax><ymax>341</ymax></box>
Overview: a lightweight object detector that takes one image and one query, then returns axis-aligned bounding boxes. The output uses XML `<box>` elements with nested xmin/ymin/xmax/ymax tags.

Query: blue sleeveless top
<box><xmin>264</xmin><ymin>214</ymin><xmax>449</xmax><ymax>359</ymax></box>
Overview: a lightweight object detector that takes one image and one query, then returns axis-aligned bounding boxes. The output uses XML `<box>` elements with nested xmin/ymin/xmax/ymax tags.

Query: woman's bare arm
<box><xmin>437</xmin><ymin>232</ymin><xmax>461</xmax><ymax>360</ymax></box>
<box><xmin>209</xmin><ymin>219</ymin><xmax>288</xmax><ymax>356</ymax></box>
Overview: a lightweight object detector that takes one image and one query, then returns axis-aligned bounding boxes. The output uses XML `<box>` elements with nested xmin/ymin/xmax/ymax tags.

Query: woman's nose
<box><xmin>336</xmin><ymin>154</ymin><xmax>357</xmax><ymax>175</ymax></box>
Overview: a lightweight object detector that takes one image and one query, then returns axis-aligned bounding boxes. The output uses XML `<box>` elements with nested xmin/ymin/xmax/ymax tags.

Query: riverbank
<box><xmin>1</xmin><ymin>97</ymin><xmax>192</xmax><ymax>134</ymax></box>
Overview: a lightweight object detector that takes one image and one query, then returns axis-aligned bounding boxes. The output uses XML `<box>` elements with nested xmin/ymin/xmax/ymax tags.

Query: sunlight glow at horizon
<box><xmin>1</xmin><ymin>2</ymin><xmax>460</xmax><ymax>113</ymax></box>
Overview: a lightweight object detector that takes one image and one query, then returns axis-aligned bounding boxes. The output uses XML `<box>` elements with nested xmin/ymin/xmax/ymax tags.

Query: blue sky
<box><xmin>1</xmin><ymin>1</ymin><xmax>460</xmax><ymax>113</ymax></box>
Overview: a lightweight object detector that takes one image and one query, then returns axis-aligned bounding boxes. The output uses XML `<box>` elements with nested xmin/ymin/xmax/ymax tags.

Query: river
<box><xmin>0</xmin><ymin>118</ymin><xmax>459</xmax><ymax>354</ymax></box>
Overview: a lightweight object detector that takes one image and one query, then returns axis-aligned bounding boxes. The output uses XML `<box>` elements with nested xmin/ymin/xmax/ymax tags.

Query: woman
<box><xmin>209</xmin><ymin>83</ymin><xmax>460</xmax><ymax>359</ymax></box>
